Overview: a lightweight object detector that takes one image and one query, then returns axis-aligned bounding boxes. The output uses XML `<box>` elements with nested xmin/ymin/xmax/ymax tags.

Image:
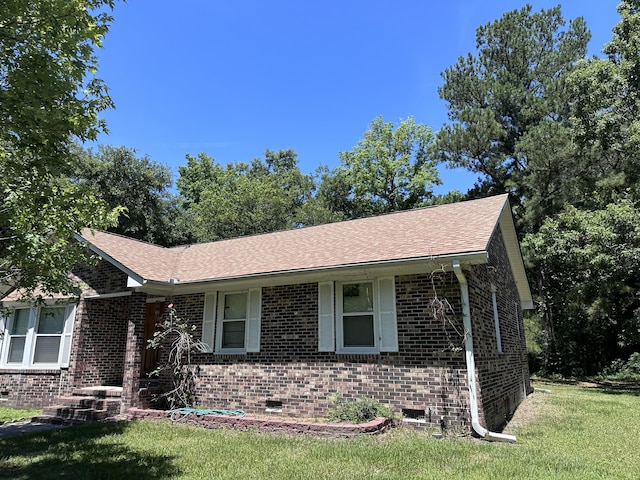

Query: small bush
<box><xmin>325</xmin><ymin>394</ymin><xmax>394</xmax><ymax>423</ymax></box>
<box><xmin>600</xmin><ymin>352</ymin><xmax>640</xmax><ymax>381</ymax></box>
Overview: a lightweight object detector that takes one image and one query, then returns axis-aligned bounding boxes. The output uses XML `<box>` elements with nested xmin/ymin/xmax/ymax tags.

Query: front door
<box><xmin>141</xmin><ymin>302</ymin><xmax>163</xmax><ymax>377</ymax></box>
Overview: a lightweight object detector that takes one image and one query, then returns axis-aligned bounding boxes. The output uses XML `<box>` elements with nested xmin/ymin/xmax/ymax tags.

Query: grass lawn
<box><xmin>0</xmin><ymin>407</ymin><xmax>41</xmax><ymax>424</ymax></box>
<box><xmin>0</xmin><ymin>381</ymin><xmax>638</xmax><ymax>479</ymax></box>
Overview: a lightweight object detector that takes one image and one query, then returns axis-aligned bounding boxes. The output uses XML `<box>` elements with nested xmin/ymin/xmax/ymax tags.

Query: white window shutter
<box><xmin>60</xmin><ymin>305</ymin><xmax>77</xmax><ymax>367</ymax></box>
<box><xmin>377</xmin><ymin>277</ymin><xmax>398</xmax><ymax>352</ymax></box>
<box><xmin>318</xmin><ymin>282</ymin><xmax>335</xmax><ymax>351</ymax></box>
<box><xmin>202</xmin><ymin>292</ymin><xmax>217</xmax><ymax>353</ymax></box>
<box><xmin>0</xmin><ymin>313</ymin><xmax>5</xmax><ymax>360</ymax></box>
<box><xmin>246</xmin><ymin>288</ymin><xmax>261</xmax><ymax>352</ymax></box>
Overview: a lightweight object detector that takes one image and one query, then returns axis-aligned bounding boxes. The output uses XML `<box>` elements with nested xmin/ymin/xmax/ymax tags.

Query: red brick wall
<box><xmin>163</xmin><ymin>276</ymin><xmax>472</xmax><ymax>431</ymax></box>
<box><xmin>70</xmin><ymin>296</ymin><xmax>129</xmax><ymax>388</ymax></box>
<box><xmin>72</xmin><ymin>260</ymin><xmax>129</xmax><ymax>296</ymax></box>
<box><xmin>0</xmin><ymin>260</ymin><xmax>131</xmax><ymax>408</ymax></box>
<box><xmin>468</xmin><ymin>227</ymin><xmax>532</xmax><ymax>431</ymax></box>
<box><xmin>1</xmin><ymin>253</ymin><xmax>530</xmax><ymax>430</ymax></box>
<box><xmin>0</xmin><ymin>369</ymin><xmax>70</xmax><ymax>408</ymax></box>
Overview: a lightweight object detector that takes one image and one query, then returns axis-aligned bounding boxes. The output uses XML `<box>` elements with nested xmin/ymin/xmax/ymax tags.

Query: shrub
<box><xmin>147</xmin><ymin>304</ymin><xmax>208</xmax><ymax>409</ymax></box>
<box><xmin>325</xmin><ymin>394</ymin><xmax>394</xmax><ymax>423</ymax></box>
<box><xmin>600</xmin><ymin>352</ymin><xmax>640</xmax><ymax>381</ymax></box>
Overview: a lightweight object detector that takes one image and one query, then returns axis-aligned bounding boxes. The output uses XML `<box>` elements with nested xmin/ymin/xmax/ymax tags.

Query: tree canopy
<box><xmin>319</xmin><ymin>116</ymin><xmax>440</xmax><ymax>219</ymax></box>
<box><xmin>520</xmin><ymin>1</ymin><xmax>640</xmax><ymax>374</ymax></box>
<box><xmin>523</xmin><ymin>200</ymin><xmax>640</xmax><ymax>375</ymax></box>
<box><xmin>74</xmin><ymin>146</ymin><xmax>191</xmax><ymax>247</ymax></box>
<box><xmin>0</xmin><ymin>0</ymin><xmax>119</xmax><ymax>297</ymax></box>
<box><xmin>437</xmin><ymin>4</ymin><xmax>590</xmax><ymax>230</ymax></box>
<box><xmin>178</xmin><ymin>149</ymin><xmax>323</xmax><ymax>242</ymax></box>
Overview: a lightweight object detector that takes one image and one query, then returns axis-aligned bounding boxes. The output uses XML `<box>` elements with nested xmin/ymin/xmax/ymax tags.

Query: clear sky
<box><xmin>92</xmin><ymin>1</ymin><xmax>621</xmax><ymax>194</ymax></box>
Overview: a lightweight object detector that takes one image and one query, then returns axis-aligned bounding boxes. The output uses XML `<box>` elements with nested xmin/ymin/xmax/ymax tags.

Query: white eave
<box><xmin>132</xmin><ymin>251</ymin><xmax>491</xmax><ymax>296</ymax></box>
<box><xmin>497</xmin><ymin>203</ymin><xmax>534</xmax><ymax>310</ymax></box>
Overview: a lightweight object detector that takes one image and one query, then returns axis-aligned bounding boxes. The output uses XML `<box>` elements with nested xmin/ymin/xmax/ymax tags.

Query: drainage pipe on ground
<box><xmin>452</xmin><ymin>260</ymin><xmax>517</xmax><ymax>443</ymax></box>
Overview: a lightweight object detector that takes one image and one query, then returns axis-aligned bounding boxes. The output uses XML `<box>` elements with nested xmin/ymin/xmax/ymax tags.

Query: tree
<box><xmin>523</xmin><ymin>199</ymin><xmax>640</xmax><ymax>375</ymax></box>
<box><xmin>568</xmin><ymin>0</ymin><xmax>640</xmax><ymax>205</ymax></box>
<box><xmin>319</xmin><ymin>116</ymin><xmax>439</xmax><ymax>219</ymax></box>
<box><xmin>518</xmin><ymin>1</ymin><xmax>640</xmax><ymax>374</ymax></box>
<box><xmin>179</xmin><ymin>150</ymin><xmax>321</xmax><ymax>241</ymax></box>
<box><xmin>436</xmin><ymin>4</ymin><xmax>591</xmax><ymax>230</ymax></box>
<box><xmin>0</xmin><ymin>1</ymin><xmax>119</xmax><ymax>297</ymax></box>
<box><xmin>176</xmin><ymin>152</ymin><xmax>221</xmax><ymax>210</ymax></box>
<box><xmin>74</xmin><ymin>146</ymin><xmax>192</xmax><ymax>247</ymax></box>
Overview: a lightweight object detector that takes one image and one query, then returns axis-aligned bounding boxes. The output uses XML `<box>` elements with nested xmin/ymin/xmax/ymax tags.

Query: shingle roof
<box><xmin>79</xmin><ymin>194</ymin><xmax>511</xmax><ymax>284</ymax></box>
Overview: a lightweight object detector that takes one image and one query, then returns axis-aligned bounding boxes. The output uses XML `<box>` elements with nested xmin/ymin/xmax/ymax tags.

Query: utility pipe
<box><xmin>453</xmin><ymin>260</ymin><xmax>516</xmax><ymax>443</ymax></box>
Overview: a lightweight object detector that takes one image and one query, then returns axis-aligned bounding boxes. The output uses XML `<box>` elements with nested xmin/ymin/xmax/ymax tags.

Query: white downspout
<box><xmin>453</xmin><ymin>261</ymin><xmax>516</xmax><ymax>443</ymax></box>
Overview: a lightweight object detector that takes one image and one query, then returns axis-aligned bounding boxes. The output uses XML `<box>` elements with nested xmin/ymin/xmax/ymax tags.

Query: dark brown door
<box><xmin>141</xmin><ymin>302</ymin><xmax>163</xmax><ymax>377</ymax></box>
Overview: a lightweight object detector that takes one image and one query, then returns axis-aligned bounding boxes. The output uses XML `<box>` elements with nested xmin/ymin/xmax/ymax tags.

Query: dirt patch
<box><xmin>507</xmin><ymin>388</ymin><xmax>558</xmax><ymax>429</ymax></box>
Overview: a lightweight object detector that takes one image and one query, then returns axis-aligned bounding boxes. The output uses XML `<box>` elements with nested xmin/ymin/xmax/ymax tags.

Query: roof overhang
<box><xmin>74</xmin><ymin>232</ymin><xmax>146</xmax><ymax>288</ymax></box>
<box><xmin>497</xmin><ymin>202</ymin><xmax>534</xmax><ymax>310</ymax></box>
<box><xmin>132</xmin><ymin>251</ymin><xmax>490</xmax><ymax>296</ymax></box>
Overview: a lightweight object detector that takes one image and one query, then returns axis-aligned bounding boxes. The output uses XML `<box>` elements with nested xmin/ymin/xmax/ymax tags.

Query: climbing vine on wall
<box><xmin>429</xmin><ymin>266</ymin><xmax>465</xmax><ymax>353</ymax></box>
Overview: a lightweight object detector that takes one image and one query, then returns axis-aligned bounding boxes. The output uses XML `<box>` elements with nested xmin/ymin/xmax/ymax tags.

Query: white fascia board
<box><xmin>136</xmin><ymin>251</ymin><xmax>490</xmax><ymax>296</ymax></box>
<box><xmin>498</xmin><ymin>205</ymin><xmax>534</xmax><ymax>309</ymax></box>
<box><xmin>84</xmin><ymin>291</ymin><xmax>133</xmax><ymax>300</ymax></box>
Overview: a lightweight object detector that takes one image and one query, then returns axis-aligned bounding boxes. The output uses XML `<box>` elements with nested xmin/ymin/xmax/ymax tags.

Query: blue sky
<box><xmin>92</xmin><ymin>1</ymin><xmax>621</xmax><ymax>194</ymax></box>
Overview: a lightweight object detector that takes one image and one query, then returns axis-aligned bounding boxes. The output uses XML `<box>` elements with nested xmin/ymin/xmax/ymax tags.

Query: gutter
<box><xmin>452</xmin><ymin>260</ymin><xmax>516</xmax><ymax>443</ymax></box>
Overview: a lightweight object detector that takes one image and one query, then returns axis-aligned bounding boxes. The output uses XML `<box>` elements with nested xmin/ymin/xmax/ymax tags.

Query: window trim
<box><xmin>215</xmin><ymin>290</ymin><xmax>249</xmax><ymax>354</ymax></box>
<box><xmin>0</xmin><ymin>303</ymin><xmax>76</xmax><ymax>369</ymax></box>
<box><xmin>318</xmin><ymin>277</ymin><xmax>398</xmax><ymax>354</ymax></box>
<box><xmin>208</xmin><ymin>288</ymin><xmax>261</xmax><ymax>354</ymax></box>
<box><xmin>336</xmin><ymin>280</ymin><xmax>380</xmax><ymax>354</ymax></box>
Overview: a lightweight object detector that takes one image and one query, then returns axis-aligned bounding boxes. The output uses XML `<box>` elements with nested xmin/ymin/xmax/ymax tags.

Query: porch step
<box><xmin>33</xmin><ymin>386</ymin><xmax>123</xmax><ymax>426</ymax></box>
<box><xmin>72</xmin><ymin>386</ymin><xmax>123</xmax><ymax>398</ymax></box>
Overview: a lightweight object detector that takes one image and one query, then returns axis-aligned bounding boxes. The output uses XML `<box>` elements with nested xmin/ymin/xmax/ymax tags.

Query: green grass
<box><xmin>0</xmin><ymin>407</ymin><xmax>41</xmax><ymax>424</ymax></box>
<box><xmin>1</xmin><ymin>382</ymin><xmax>638</xmax><ymax>479</ymax></box>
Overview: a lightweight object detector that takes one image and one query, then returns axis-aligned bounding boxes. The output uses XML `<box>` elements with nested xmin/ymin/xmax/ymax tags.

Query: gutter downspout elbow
<box><xmin>453</xmin><ymin>260</ymin><xmax>516</xmax><ymax>444</ymax></box>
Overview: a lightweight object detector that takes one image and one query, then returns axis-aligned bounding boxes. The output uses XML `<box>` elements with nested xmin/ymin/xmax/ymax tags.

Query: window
<box><xmin>339</xmin><ymin>281</ymin><xmax>377</xmax><ymax>350</ymax></box>
<box><xmin>1</xmin><ymin>304</ymin><xmax>76</xmax><ymax>368</ymax></box>
<box><xmin>318</xmin><ymin>277</ymin><xmax>397</xmax><ymax>354</ymax></box>
<box><xmin>201</xmin><ymin>289</ymin><xmax>261</xmax><ymax>354</ymax></box>
<box><xmin>220</xmin><ymin>292</ymin><xmax>247</xmax><ymax>350</ymax></box>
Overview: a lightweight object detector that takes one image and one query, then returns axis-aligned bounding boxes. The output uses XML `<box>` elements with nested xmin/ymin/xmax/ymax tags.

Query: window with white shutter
<box><xmin>210</xmin><ymin>289</ymin><xmax>262</xmax><ymax>354</ymax></box>
<box><xmin>319</xmin><ymin>277</ymin><xmax>398</xmax><ymax>354</ymax></box>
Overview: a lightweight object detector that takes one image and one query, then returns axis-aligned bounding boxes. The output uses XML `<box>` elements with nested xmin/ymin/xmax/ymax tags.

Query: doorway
<box><xmin>141</xmin><ymin>301</ymin><xmax>164</xmax><ymax>377</ymax></box>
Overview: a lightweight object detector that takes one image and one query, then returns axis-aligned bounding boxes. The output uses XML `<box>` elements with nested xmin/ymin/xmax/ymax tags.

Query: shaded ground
<box><xmin>0</xmin><ymin>420</ymin><xmax>66</xmax><ymax>440</ymax></box>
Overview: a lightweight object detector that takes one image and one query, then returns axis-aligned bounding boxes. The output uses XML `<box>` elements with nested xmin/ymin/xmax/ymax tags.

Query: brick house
<box><xmin>0</xmin><ymin>194</ymin><xmax>532</xmax><ymax>438</ymax></box>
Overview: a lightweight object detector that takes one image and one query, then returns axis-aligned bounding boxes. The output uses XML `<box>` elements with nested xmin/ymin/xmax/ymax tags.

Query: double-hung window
<box><xmin>1</xmin><ymin>304</ymin><xmax>76</xmax><ymax>368</ymax></box>
<box><xmin>219</xmin><ymin>292</ymin><xmax>248</xmax><ymax>351</ymax></box>
<box><xmin>201</xmin><ymin>289</ymin><xmax>261</xmax><ymax>354</ymax></box>
<box><xmin>318</xmin><ymin>277</ymin><xmax>397</xmax><ymax>354</ymax></box>
<box><xmin>338</xmin><ymin>281</ymin><xmax>377</xmax><ymax>351</ymax></box>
